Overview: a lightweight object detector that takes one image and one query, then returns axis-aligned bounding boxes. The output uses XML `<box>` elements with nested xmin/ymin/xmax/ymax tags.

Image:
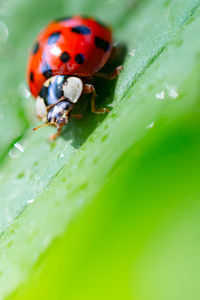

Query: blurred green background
<box><xmin>0</xmin><ymin>0</ymin><xmax>200</xmax><ymax>299</ymax></box>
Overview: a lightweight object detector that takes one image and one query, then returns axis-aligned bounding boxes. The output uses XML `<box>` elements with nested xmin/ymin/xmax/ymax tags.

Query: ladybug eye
<box><xmin>63</xmin><ymin>77</ymin><xmax>83</xmax><ymax>103</ymax></box>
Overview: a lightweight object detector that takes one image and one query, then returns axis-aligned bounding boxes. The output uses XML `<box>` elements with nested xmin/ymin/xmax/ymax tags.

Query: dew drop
<box><xmin>14</xmin><ymin>142</ymin><xmax>24</xmax><ymax>152</ymax></box>
<box><xmin>58</xmin><ymin>153</ymin><xmax>64</xmax><ymax>160</ymax></box>
<box><xmin>9</xmin><ymin>142</ymin><xmax>25</xmax><ymax>158</ymax></box>
<box><xmin>155</xmin><ymin>91</ymin><xmax>165</xmax><ymax>100</ymax></box>
<box><xmin>18</xmin><ymin>83</ymin><xmax>31</xmax><ymax>99</ymax></box>
<box><xmin>9</xmin><ymin>148</ymin><xmax>19</xmax><ymax>158</ymax></box>
<box><xmin>166</xmin><ymin>83</ymin><xmax>179</xmax><ymax>99</ymax></box>
<box><xmin>27</xmin><ymin>199</ymin><xmax>34</xmax><ymax>205</ymax></box>
<box><xmin>113</xmin><ymin>42</ymin><xmax>119</xmax><ymax>47</ymax></box>
<box><xmin>146</xmin><ymin>121</ymin><xmax>155</xmax><ymax>129</ymax></box>
<box><xmin>128</xmin><ymin>49</ymin><xmax>136</xmax><ymax>57</ymax></box>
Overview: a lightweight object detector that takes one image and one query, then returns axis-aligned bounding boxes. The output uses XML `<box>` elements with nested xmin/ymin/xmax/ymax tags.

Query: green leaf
<box><xmin>0</xmin><ymin>0</ymin><xmax>200</xmax><ymax>299</ymax></box>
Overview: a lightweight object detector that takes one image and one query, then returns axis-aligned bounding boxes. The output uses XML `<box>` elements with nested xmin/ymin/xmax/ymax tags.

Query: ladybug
<box><xmin>27</xmin><ymin>16</ymin><xmax>122</xmax><ymax>139</ymax></box>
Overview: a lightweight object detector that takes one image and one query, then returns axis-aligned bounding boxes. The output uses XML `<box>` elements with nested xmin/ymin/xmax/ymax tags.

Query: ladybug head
<box><xmin>46</xmin><ymin>76</ymin><xmax>83</xmax><ymax>128</ymax></box>
<box><xmin>47</xmin><ymin>99</ymin><xmax>72</xmax><ymax>128</ymax></box>
<box><xmin>33</xmin><ymin>75</ymin><xmax>83</xmax><ymax>132</ymax></box>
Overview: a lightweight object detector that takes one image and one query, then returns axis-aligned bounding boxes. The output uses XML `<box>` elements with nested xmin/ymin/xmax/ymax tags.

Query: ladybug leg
<box><xmin>95</xmin><ymin>65</ymin><xmax>123</xmax><ymax>80</ymax></box>
<box><xmin>83</xmin><ymin>84</ymin><xmax>110</xmax><ymax>114</ymax></box>
<box><xmin>49</xmin><ymin>126</ymin><xmax>62</xmax><ymax>141</ymax></box>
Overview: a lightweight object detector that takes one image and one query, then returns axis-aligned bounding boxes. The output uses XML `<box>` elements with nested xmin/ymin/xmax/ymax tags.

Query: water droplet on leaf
<box><xmin>156</xmin><ymin>91</ymin><xmax>165</xmax><ymax>100</ymax></box>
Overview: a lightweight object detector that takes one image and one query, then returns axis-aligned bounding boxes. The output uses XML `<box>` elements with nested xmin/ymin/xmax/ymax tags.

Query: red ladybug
<box><xmin>27</xmin><ymin>16</ymin><xmax>122</xmax><ymax>139</ymax></box>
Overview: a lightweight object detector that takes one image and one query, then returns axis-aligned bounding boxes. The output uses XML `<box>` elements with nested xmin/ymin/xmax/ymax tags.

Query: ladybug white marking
<box><xmin>50</xmin><ymin>45</ymin><xmax>62</xmax><ymax>56</ymax></box>
<box><xmin>63</xmin><ymin>77</ymin><xmax>83</xmax><ymax>103</ymax></box>
<box><xmin>36</xmin><ymin>96</ymin><xmax>47</xmax><ymax>120</ymax></box>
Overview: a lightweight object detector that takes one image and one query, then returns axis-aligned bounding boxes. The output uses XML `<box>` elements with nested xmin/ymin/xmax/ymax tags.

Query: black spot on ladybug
<box><xmin>60</xmin><ymin>51</ymin><xmax>70</xmax><ymax>63</ymax></box>
<box><xmin>43</xmin><ymin>69</ymin><xmax>52</xmax><ymax>79</ymax></box>
<box><xmin>75</xmin><ymin>53</ymin><xmax>85</xmax><ymax>64</ymax></box>
<box><xmin>39</xmin><ymin>85</ymin><xmax>48</xmax><ymax>104</ymax></box>
<box><xmin>32</xmin><ymin>41</ymin><xmax>39</xmax><ymax>54</ymax></box>
<box><xmin>55</xmin><ymin>16</ymin><xmax>72</xmax><ymax>22</ymax></box>
<box><xmin>41</xmin><ymin>62</ymin><xmax>52</xmax><ymax>79</ymax></box>
<box><xmin>30</xmin><ymin>72</ymin><xmax>34</xmax><ymax>82</ymax></box>
<box><xmin>95</xmin><ymin>36</ymin><xmax>110</xmax><ymax>52</ymax></box>
<box><xmin>48</xmin><ymin>32</ymin><xmax>61</xmax><ymax>45</ymax></box>
<box><xmin>71</xmin><ymin>25</ymin><xmax>91</xmax><ymax>35</ymax></box>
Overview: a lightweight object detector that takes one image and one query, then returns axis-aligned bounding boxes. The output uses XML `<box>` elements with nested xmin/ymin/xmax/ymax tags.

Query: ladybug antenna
<box><xmin>33</xmin><ymin>123</ymin><xmax>52</xmax><ymax>131</ymax></box>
